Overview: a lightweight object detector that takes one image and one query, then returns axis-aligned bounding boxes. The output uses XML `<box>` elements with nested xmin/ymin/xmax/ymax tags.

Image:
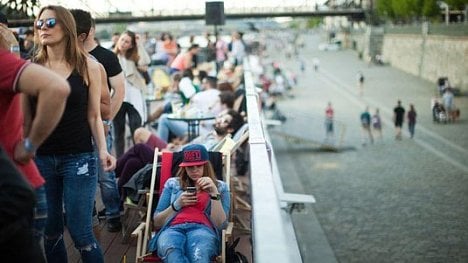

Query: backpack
<box><xmin>226</xmin><ymin>237</ymin><xmax>249</xmax><ymax>263</ymax></box>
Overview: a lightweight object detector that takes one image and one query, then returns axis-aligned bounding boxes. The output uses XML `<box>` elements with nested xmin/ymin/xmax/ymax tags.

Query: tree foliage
<box><xmin>446</xmin><ymin>0</ymin><xmax>467</xmax><ymax>10</ymax></box>
<box><xmin>376</xmin><ymin>0</ymin><xmax>451</xmax><ymax>23</ymax></box>
<box><xmin>0</xmin><ymin>0</ymin><xmax>39</xmax><ymax>19</ymax></box>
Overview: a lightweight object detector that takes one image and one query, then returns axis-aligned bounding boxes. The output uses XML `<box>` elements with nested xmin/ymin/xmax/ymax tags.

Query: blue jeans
<box><xmin>408</xmin><ymin>123</ymin><xmax>415</xmax><ymax>138</ymax></box>
<box><xmin>97</xmin><ymin>125</ymin><xmax>121</xmax><ymax>219</ymax></box>
<box><xmin>157</xmin><ymin>223</ymin><xmax>218</xmax><ymax>263</ymax></box>
<box><xmin>157</xmin><ymin>113</ymin><xmax>187</xmax><ymax>143</ymax></box>
<box><xmin>34</xmin><ymin>186</ymin><xmax>48</xmax><ymax>260</ymax></box>
<box><xmin>35</xmin><ymin>152</ymin><xmax>104</xmax><ymax>263</ymax></box>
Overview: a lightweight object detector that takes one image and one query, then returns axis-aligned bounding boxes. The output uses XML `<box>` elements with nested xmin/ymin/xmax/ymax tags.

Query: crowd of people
<box><xmin>0</xmin><ymin>6</ymin><xmax>253</xmax><ymax>262</ymax></box>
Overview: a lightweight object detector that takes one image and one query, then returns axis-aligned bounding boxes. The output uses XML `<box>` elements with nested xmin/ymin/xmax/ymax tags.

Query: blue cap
<box><xmin>179</xmin><ymin>144</ymin><xmax>209</xmax><ymax>167</ymax></box>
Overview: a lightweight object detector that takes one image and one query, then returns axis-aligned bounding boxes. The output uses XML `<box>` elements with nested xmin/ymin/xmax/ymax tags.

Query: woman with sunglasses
<box><xmin>30</xmin><ymin>5</ymin><xmax>115</xmax><ymax>263</ymax></box>
<box><xmin>113</xmin><ymin>30</ymin><xmax>148</xmax><ymax>158</ymax></box>
<box><xmin>148</xmin><ymin>144</ymin><xmax>230</xmax><ymax>262</ymax></box>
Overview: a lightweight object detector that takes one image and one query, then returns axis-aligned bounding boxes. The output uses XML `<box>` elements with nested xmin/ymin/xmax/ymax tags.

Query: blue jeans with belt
<box><xmin>35</xmin><ymin>152</ymin><xmax>104</xmax><ymax>263</ymax></box>
<box><xmin>157</xmin><ymin>223</ymin><xmax>218</xmax><ymax>263</ymax></box>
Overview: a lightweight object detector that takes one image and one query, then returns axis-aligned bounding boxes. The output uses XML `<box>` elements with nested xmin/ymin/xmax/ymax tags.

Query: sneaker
<box><xmin>107</xmin><ymin>217</ymin><xmax>122</xmax><ymax>233</ymax></box>
<box><xmin>97</xmin><ymin>209</ymin><xmax>106</xmax><ymax>220</ymax></box>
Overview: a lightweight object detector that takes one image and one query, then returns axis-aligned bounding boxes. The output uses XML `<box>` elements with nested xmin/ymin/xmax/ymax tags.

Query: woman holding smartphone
<box><xmin>148</xmin><ymin>144</ymin><xmax>230</xmax><ymax>262</ymax></box>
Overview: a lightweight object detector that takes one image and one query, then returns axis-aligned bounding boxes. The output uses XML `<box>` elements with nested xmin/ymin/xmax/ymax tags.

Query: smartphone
<box><xmin>186</xmin><ymin>186</ymin><xmax>197</xmax><ymax>194</ymax></box>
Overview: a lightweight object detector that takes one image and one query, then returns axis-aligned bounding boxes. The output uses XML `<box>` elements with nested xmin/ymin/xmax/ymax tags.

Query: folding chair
<box><xmin>131</xmin><ymin>149</ymin><xmax>233</xmax><ymax>263</ymax></box>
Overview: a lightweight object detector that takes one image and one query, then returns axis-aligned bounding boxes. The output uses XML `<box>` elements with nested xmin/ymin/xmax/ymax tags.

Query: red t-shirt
<box><xmin>171</xmin><ymin>191</ymin><xmax>212</xmax><ymax>228</ymax></box>
<box><xmin>0</xmin><ymin>49</ymin><xmax>45</xmax><ymax>188</ymax></box>
<box><xmin>325</xmin><ymin>106</ymin><xmax>334</xmax><ymax>119</ymax></box>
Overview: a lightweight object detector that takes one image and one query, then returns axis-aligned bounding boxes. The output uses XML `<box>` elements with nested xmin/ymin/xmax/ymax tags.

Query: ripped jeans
<box><xmin>35</xmin><ymin>152</ymin><xmax>104</xmax><ymax>263</ymax></box>
<box><xmin>157</xmin><ymin>223</ymin><xmax>218</xmax><ymax>263</ymax></box>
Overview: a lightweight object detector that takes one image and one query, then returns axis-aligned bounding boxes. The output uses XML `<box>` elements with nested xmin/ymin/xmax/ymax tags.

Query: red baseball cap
<box><xmin>179</xmin><ymin>144</ymin><xmax>209</xmax><ymax>167</ymax></box>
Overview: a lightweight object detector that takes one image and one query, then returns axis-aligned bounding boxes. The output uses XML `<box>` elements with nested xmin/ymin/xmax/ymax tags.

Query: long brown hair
<box><xmin>176</xmin><ymin>162</ymin><xmax>219</xmax><ymax>190</ymax></box>
<box><xmin>33</xmin><ymin>5</ymin><xmax>89</xmax><ymax>83</ymax></box>
<box><xmin>113</xmin><ymin>30</ymin><xmax>139</xmax><ymax>64</ymax></box>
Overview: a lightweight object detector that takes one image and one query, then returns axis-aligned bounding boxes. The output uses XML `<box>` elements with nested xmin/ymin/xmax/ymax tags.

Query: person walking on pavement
<box><xmin>324</xmin><ymin>102</ymin><xmax>334</xmax><ymax>143</ymax></box>
<box><xmin>393</xmin><ymin>100</ymin><xmax>405</xmax><ymax>140</ymax></box>
<box><xmin>407</xmin><ymin>104</ymin><xmax>417</xmax><ymax>138</ymax></box>
<box><xmin>357</xmin><ymin>71</ymin><xmax>364</xmax><ymax>96</ymax></box>
<box><xmin>312</xmin><ymin>57</ymin><xmax>319</xmax><ymax>72</ymax></box>
<box><xmin>360</xmin><ymin>106</ymin><xmax>373</xmax><ymax>146</ymax></box>
<box><xmin>442</xmin><ymin>88</ymin><xmax>455</xmax><ymax>122</ymax></box>
<box><xmin>372</xmin><ymin>108</ymin><xmax>382</xmax><ymax>140</ymax></box>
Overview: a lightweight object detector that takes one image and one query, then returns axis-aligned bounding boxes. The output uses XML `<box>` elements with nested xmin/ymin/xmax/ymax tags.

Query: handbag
<box><xmin>226</xmin><ymin>237</ymin><xmax>249</xmax><ymax>263</ymax></box>
<box><xmin>139</xmin><ymin>69</ymin><xmax>151</xmax><ymax>85</ymax></box>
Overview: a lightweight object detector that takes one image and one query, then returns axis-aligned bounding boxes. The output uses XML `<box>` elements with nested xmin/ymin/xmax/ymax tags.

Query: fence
<box><xmin>384</xmin><ymin>22</ymin><xmax>468</xmax><ymax>36</ymax></box>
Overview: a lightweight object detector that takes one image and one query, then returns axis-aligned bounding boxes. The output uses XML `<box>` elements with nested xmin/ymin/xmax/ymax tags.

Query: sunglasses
<box><xmin>35</xmin><ymin>18</ymin><xmax>57</xmax><ymax>30</ymax></box>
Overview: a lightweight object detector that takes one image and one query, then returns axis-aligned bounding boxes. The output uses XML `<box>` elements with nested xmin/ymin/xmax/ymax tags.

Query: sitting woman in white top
<box><xmin>148</xmin><ymin>144</ymin><xmax>230</xmax><ymax>262</ymax></box>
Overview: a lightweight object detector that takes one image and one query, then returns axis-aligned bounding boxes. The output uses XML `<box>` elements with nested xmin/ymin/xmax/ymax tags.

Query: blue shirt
<box><xmin>148</xmin><ymin>177</ymin><xmax>230</xmax><ymax>252</ymax></box>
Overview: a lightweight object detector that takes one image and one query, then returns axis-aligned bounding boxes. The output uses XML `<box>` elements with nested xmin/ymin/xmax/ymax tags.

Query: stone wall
<box><xmin>382</xmin><ymin>34</ymin><xmax>468</xmax><ymax>91</ymax></box>
<box><xmin>350</xmin><ymin>27</ymin><xmax>468</xmax><ymax>91</ymax></box>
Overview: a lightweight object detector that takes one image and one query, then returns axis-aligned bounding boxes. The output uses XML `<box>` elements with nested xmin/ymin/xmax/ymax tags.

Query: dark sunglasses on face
<box><xmin>35</xmin><ymin>18</ymin><xmax>57</xmax><ymax>30</ymax></box>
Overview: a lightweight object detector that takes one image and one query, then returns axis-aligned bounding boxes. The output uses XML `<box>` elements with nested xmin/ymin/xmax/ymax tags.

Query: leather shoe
<box><xmin>107</xmin><ymin>217</ymin><xmax>122</xmax><ymax>232</ymax></box>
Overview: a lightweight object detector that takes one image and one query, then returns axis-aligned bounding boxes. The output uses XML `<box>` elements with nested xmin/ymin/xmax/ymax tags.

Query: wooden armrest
<box><xmin>131</xmin><ymin>222</ymin><xmax>147</xmax><ymax>237</ymax></box>
<box><xmin>225</xmin><ymin>222</ymin><xmax>234</xmax><ymax>238</ymax></box>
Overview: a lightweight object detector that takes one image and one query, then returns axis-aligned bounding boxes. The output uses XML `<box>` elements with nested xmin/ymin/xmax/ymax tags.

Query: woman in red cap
<box><xmin>148</xmin><ymin>144</ymin><xmax>230</xmax><ymax>262</ymax></box>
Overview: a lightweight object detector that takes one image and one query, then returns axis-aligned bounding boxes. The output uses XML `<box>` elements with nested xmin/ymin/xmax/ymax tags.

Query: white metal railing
<box><xmin>244</xmin><ymin>57</ymin><xmax>314</xmax><ymax>262</ymax></box>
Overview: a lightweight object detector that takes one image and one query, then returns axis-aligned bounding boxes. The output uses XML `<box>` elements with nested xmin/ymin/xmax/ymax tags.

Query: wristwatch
<box><xmin>210</xmin><ymin>193</ymin><xmax>221</xmax><ymax>200</ymax></box>
<box><xmin>23</xmin><ymin>138</ymin><xmax>37</xmax><ymax>154</ymax></box>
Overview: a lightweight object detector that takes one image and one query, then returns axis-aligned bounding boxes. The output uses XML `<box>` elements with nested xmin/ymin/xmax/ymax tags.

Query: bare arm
<box><xmin>197</xmin><ymin>177</ymin><xmax>227</xmax><ymax>227</ymax></box>
<box><xmin>15</xmin><ymin>63</ymin><xmax>70</xmax><ymax>163</ymax></box>
<box><xmin>21</xmin><ymin>94</ymin><xmax>33</xmax><ymax>137</ymax></box>
<box><xmin>109</xmin><ymin>72</ymin><xmax>125</xmax><ymax>119</ymax></box>
<box><xmin>98</xmin><ymin>63</ymin><xmax>111</xmax><ymax>121</ymax></box>
<box><xmin>153</xmin><ymin>190</ymin><xmax>197</xmax><ymax>229</ymax></box>
<box><xmin>87</xmin><ymin>58</ymin><xmax>116</xmax><ymax>171</ymax></box>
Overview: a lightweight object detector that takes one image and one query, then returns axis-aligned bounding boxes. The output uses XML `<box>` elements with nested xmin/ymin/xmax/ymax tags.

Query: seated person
<box><xmin>139</xmin><ymin>90</ymin><xmax>236</xmax><ymax>145</ymax></box>
<box><xmin>432</xmin><ymin>101</ymin><xmax>446</xmax><ymax>122</ymax></box>
<box><xmin>134</xmin><ymin>109</ymin><xmax>244</xmax><ymax>151</ymax></box>
<box><xmin>148</xmin><ymin>144</ymin><xmax>230</xmax><ymax>262</ymax></box>
<box><xmin>116</xmin><ymin>109</ymin><xmax>244</xmax><ymax>199</ymax></box>
<box><xmin>146</xmin><ymin>72</ymin><xmax>183</xmax><ymax>124</ymax></box>
<box><xmin>115</xmin><ymin>143</ymin><xmax>156</xmax><ymax>202</ymax></box>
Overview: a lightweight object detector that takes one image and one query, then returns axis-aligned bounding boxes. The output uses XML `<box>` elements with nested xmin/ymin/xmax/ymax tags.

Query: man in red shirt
<box><xmin>0</xmin><ymin>23</ymin><xmax>70</xmax><ymax>262</ymax></box>
<box><xmin>325</xmin><ymin>102</ymin><xmax>334</xmax><ymax>142</ymax></box>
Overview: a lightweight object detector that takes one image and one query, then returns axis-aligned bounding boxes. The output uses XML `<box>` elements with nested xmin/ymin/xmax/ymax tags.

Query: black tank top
<box><xmin>37</xmin><ymin>71</ymin><xmax>93</xmax><ymax>155</ymax></box>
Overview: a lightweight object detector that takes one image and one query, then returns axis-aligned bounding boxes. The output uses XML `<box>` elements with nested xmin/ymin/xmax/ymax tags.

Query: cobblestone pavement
<box><xmin>268</xmin><ymin>32</ymin><xmax>468</xmax><ymax>263</ymax></box>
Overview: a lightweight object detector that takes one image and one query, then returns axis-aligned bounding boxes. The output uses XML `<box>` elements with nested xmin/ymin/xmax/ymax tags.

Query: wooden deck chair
<box><xmin>131</xmin><ymin>149</ymin><xmax>233</xmax><ymax>263</ymax></box>
<box><xmin>121</xmin><ymin>162</ymin><xmax>160</xmax><ymax>244</ymax></box>
<box><xmin>224</xmin><ymin>127</ymin><xmax>251</xmax><ymax>234</ymax></box>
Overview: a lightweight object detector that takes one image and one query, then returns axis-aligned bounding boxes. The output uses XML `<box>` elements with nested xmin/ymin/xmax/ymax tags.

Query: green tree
<box><xmin>306</xmin><ymin>17</ymin><xmax>322</xmax><ymax>28</ymax></box>
<box><xmin>377</xmin><ymin>0</ymin><xmax>395</xmax><ymax>19</ymax></box>
<box><xmin>446</xmin><ymin>0</ymin><xmax>467</xmax><ymax>10</ymax></box>
<box><xmin>377</xmin><ymin>0</ymin><xmax>444</xmax><ymax>22</ymax></box>
<box><xmin>422</xmin><ymin>0</ymin><xmax>440</xmax><ymax>19</ymax></box>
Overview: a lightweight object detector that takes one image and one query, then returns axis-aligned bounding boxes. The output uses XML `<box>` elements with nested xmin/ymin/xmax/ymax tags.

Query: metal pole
<box><xmin>438</xmin><ymin>1</ymin><xmax>449</xmax><ymax>25</ymax></box>
<box><xmin>465</xmin><ymin>4</ymin><xmax>467</xmax><ymax>24</ymax></box>
<box><xmin>445</xmin><ymin>5</ymin><xmax>449</xmax><ymax>25</ymax></box>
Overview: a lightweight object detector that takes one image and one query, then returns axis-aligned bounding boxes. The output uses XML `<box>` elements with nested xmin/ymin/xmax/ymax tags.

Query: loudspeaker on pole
<box><xmin>205</xmin><ymin>1</ymin><xmax>225</xmax><ymax>25</ymax></box>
